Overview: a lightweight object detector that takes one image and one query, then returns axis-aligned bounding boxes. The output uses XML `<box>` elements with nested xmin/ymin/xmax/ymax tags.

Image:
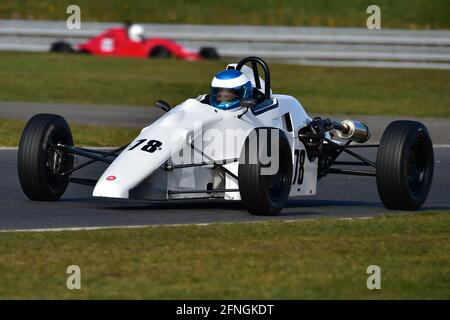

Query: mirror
<box><xmin>154</xmin><ymin>100</ymin><xmax>171</xmax><ymax>112</ymax></box>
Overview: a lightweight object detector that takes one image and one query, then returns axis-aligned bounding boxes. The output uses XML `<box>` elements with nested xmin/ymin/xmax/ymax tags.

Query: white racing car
<box><xmin>17</xmin><ymin>57</ymin><xmax>434</xmax><ymax>215</ymax></box>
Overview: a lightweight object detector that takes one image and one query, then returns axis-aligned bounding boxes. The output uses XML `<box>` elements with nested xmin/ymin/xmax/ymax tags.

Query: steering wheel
<box><xmin>236</xmin><ymin>56</ymin><xmax>271</xmax><ymax>100</ymax></box>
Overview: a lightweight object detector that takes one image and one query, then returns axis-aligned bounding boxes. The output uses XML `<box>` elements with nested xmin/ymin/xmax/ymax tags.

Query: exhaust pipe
<box><xmin>336</xmin><ymin>119</ymin><xmax>371</xmax><ymax>143</ymax></box>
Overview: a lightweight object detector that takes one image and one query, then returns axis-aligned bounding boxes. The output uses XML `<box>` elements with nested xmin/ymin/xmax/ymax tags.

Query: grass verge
<box><xmin>0</xmin><ymin>212</ymin><xmax>448</xmax><ymax>299</ymax></box>
<box><xmin>1</xmin><ymin>0</ymin><xmax>450</xmax><ymax>29</ymax></box>
<box><xmin>0</xmin><ymin>118</ymin><xmax>140</xmax><ymax>147</ymax></box>
<box><xmin>0</xmin><ymin>52</ymin><xmax>449</xmax><ymax>117</ymax></box>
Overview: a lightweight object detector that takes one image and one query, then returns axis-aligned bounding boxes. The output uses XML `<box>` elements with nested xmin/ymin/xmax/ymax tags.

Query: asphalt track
<box><xmin>0</xmin><ymin>147</ymin><xmax>448</xmax><ymax>231</ymax></box>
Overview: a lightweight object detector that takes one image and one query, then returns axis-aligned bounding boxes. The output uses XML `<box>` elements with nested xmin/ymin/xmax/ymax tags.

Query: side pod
<box><xmin>93</xmin><ymin>99</ymin><xmax>223</xmax><ymax>198</ymax></box>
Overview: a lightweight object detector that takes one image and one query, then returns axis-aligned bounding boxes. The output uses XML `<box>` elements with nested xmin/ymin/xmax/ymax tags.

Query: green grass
<box><xmin>0</xmin><ymin>118</ymin><xmax>139</xmax><ymax>147</ymax></box>
<box><xmin>1</xmin><ymin>52</ymin><xmax>449</xmax><ymax>118</ymax></box>
<box><xmin>0</xmin><ymin>212</ymin><xmax>448</xmax><ymax>299</ymax></box>
<box><xmin>1</xmin><ymin>0</ymin><xmax>450</xmax><ymax>29</ymax></box>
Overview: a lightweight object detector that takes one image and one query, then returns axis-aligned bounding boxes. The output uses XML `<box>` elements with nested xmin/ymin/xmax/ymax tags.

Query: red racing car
<box><xmin>51</xmin><ymin>24</ymin><xmax>219</xmax><ymax>60</ymax></box>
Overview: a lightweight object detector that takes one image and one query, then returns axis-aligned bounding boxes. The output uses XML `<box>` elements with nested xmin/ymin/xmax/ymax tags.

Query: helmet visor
<box><xmin>210</xmin><ymin>87</ymin><xmax>243</xmax><ymax>109</ymax></box>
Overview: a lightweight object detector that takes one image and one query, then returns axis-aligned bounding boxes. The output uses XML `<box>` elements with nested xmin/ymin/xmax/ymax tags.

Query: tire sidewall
<box><xmin>259</xmin><ymin>138</ymin><xmax>292</xmax><ymax>211</ymax></box>
<box><xmin>18</xmin><ymin>114</ymin><xmax>73</xmax><ymax>200</ymax></box>
<box><xmin>238</xmin><ymin>128</ymin><xmax>293</xmax><ymax>215</ymax></box>
<box><xmin>376</xmin><ymin>121</ymin><xmax>434</xmax><ymax>210</ymax></box>
<box><xmin>399</xmin><ymin>125</ymin><xmax>434</xmax><ymax>205</ymax></box>
<box><xmin>38</xmin><ymin>119</ymin><xmax>73</xmax><ymax>193</ymax></box>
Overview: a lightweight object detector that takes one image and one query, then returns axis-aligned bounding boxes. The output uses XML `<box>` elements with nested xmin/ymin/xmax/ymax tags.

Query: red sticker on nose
<box><xmin>106</xmin><ymin>175</ymin><xmax>116</xmax><ymax>181</ymax></box>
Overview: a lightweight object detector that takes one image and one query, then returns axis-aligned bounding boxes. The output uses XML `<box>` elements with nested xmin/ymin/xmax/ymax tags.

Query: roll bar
<box><xmin>236</xmin><ymin>56</ymin><xmax>271</xmax><ymax>100</ymax></box>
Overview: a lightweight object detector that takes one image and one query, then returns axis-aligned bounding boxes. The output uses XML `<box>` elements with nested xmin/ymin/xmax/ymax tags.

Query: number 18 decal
<box><xmin>128</xmin><ymin>139</ymin><xmax>162</xmax><ymax>153</ymax></box>
<box><xmin>293</xmin><ymin>149</ymin><xmax>306</xmax><ymax>185</ymax></box>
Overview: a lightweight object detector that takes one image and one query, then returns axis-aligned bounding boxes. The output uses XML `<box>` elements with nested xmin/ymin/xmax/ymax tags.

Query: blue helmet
<box><xmin>210</xmin><ymin>70</ymin><xmax>253</xmax><ymax>110</ymax></box>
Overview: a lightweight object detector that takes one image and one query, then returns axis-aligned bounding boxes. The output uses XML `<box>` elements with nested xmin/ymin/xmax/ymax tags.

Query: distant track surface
<box><xmin>0</xmin><ymin>147</ymin><xmax>448</xmax><ymax>231</ymax></box>
<box><xmin>1</xmin><ymin>101</ymin><xmax>449</xmax><ymax>144</ymax></box>
<box><xmin>1</xmin><ymin>19</ymin><xmax>450</xmax><ymax>69</ymax></box>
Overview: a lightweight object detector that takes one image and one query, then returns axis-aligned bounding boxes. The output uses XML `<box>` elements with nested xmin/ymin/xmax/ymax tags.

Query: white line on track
<box><xmin>0</xmin><ymin>216</ymin><xmax>374</xmax><ymax>233</ymax></box>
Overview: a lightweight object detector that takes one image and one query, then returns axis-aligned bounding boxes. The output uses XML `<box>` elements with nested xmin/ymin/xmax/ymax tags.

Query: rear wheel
<box><xmin>17</xmin><ymin>114</ymin><xmax>74</xmax><ymax>201</ymax></box>
<box><xmin>376</xmin><ymin>121</ymin><xmax>434</xmax><ymax>210</ymax></box>
<box><xmin>238</xmin><ymin>128</ymin><xmax>292</xmax><ymax>216</ymax></box>
<box><xmin>50</xmin><ymin>41</ymin><xmax>74</xmax><ymax>53</ymax></box>
<box><xmin>149</xmin><ymin>45</ymin><xmax>172</xmax><ymax>58</ymax></box>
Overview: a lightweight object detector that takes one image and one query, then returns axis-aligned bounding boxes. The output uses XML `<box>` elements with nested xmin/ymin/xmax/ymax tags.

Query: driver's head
<box><xmin>128</xmin><ymin>24</ymin><xmax>145</xmax><ymax>42</ymax></box>
<box><xmin>210</xmin><ymin>70</ymin><xmax>252</xmax><ymax>110</ymax></box>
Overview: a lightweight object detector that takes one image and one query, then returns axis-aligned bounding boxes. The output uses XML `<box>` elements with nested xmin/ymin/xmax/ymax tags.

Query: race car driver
<box><xmin>127</xmin><ymin>24</ymin><xmax>145</xmax><ymax>43</ymax></box>
<box><xmin>209</xmin><ymin>70</ymin><xmax>253</xmax><ymax>110</ymax></box>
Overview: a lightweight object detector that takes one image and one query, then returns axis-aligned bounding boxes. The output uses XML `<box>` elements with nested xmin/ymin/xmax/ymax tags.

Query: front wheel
<box><xmin>376</xmin><ymin>120</ymin><xmax>434</xmax><ymax>210</ymax></box>
<box><xmin>17</xmin><ymin>114</ymin><xmax>74</xmax><ymax>201</ymax></box>
<box><xmin>238</xmin><ymin>128</ymin><xmax>293</xmax><ymax>216</ymax></box>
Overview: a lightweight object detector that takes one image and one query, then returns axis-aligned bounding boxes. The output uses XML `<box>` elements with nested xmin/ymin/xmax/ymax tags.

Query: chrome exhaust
<box><xmin>336</xmin><ymin>119</ymin><xmax>371</xmax><ymax>143</ymax></box>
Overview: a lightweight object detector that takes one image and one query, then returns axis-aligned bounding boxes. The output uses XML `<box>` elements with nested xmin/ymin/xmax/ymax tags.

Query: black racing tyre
<box><xmin>199</xmin><ymin>47</ymin><xmax>220</xmax><ymax>59</ymax></box>
<box><xmin>50</xmin><ymin>41</ymin><xmax>74</xmax><ymax>53</ymax></box>
<box><xmin>238</xmin><ymin>128</ymin><xmax>293</xmax><ymax>216</ymax></box>
<box><xmin>149</xmin><ymin>45</ymin><xmax>172</xmax><ymax>58</ymax></box>
<box><xmin>17</xmin><ymin>114</ymin><xmax>74</xmax><ymax>201</ymax></box>
<box><xmin>376</xmin><ymin>120</ymin><xmax>434</xmax><ymax>210</ymax></box>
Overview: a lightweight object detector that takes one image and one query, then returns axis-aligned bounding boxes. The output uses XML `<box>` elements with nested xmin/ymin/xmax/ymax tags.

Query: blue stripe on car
<box><xmin>251</xmin><ymin>98</ymin><xmax>278</xmax><ymax>115</ymax></box>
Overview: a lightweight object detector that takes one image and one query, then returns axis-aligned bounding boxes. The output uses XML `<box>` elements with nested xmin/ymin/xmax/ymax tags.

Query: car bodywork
<box><xmin>93</xmin><ymin>93</ymin><xmax>316</xmax><ymax>201</ymax></box>
<box><xmin>17</xmin><ymin>56</ymin><xmax>434</xmax><ymax>215</ymax></box>
<box><xmin>77</xmin><ymin>27</ymin><xmax>202</xmax><ymax>60</ymax></box>
<box><xmin>90</xmin><ymin>58</ymin><xmax>317</xmax><ymax>202</ymax></box>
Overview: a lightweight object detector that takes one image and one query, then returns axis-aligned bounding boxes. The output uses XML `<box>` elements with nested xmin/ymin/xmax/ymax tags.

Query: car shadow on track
<box><xmin>287</xmin><ymin>199</ymin><xmax>381</xmax><ymax>208</ymax></box>
<box><xmin>58</xmin><ymin>197</ymin><xmax>387</xmax><ymax>217</ymax></box>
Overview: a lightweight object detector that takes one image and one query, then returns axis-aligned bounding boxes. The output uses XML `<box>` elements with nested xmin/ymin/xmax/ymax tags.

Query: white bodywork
<box><xmin>93</xmin><ymin>64</ymin><xmax>317</xmax><ymax>201</ymax></box>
